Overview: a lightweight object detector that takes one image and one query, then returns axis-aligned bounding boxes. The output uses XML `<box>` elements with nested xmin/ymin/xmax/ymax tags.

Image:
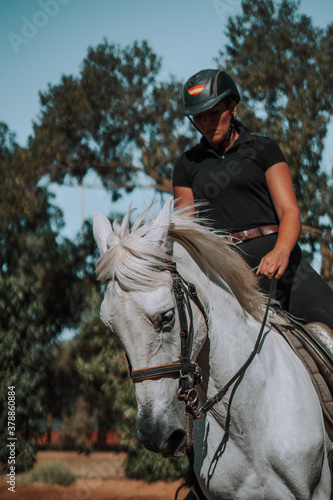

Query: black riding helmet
<box><xmin>181</xmin><ymin>69</ymin><xmax>240</xmax><ymax>116</ymax></box>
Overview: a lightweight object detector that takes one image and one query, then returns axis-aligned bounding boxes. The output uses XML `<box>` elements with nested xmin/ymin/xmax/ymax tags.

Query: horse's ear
<box><xmin>92</xmin><ymin>211</ymin><xmax>112</xmax><ymax>256</ymax></box>
<box><xmin>145</xmin><ymin>198</ymin><xmax>173</xmax><ymax>254</ymax></box>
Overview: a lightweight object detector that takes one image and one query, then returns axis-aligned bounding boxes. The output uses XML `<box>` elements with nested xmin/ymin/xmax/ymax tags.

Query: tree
<box><xmin>70</xmin><ymin>285</ymin><xmax>125</xmax><ymax>450</ymax></box>
<box><xmin>215</xmin><ymin>0</ymin><xmax>333</xmax><ymax>279</ymax></box>
<box><xmin>0</xmin><ymin>124</ymin><xmax>92</xmax><ymax>471</ymax></box>
<box><xmin>30</xmin><ymin>39</ymin><xmax>195</xmax><ymax>199</ymax></box>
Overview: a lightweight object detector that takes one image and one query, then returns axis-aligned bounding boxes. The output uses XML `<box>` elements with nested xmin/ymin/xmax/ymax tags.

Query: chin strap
<box><xmin>187</xmin><ymin>114</ymin><xmax>236</xmax><ymax>148</ymax></box>
<box><xmin>224</xmin><ymin>116</ymin><xmax>235</xmax><ymax>142</ymax></box>
<box><xmin>187</xmin><ymin>116</ymin><xmax>200</xmax><ymax>134</ymax></box>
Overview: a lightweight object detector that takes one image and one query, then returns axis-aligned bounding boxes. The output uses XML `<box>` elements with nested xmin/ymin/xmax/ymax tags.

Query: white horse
<box><xmin>93</xmin><ymin>199</ymin><xmax>332</xmax><ymax>499</ymax></box>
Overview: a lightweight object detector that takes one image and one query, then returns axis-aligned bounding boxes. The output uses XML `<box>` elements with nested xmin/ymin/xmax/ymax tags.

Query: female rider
<box><xmin>172</xmin><ymin>68</ymin><xmax>333</xmax><ymax>329</ymax></box>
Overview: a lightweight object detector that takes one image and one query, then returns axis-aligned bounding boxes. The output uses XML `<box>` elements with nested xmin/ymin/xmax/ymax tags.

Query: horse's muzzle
<box><xmin>138</xmin><ymin>422</ymin><xmax>187</xmax><ymax>458</ymax></box>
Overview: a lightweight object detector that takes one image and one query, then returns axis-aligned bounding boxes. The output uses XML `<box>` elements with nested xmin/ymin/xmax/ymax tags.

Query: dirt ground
<box><xmin>0</xmin><ymin>478</ymin><xmax>188</xmax><ymax>500</ymax></box>
<box><xmin>0</xmin><ymin>451</ymin><xmax>189</xmax><ymax>500</ymax></box>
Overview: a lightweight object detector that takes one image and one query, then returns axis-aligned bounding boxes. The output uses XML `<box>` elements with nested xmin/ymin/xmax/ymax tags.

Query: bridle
<box><xmin>130</xmin><ymin>262</ymin><xmax>208</xmax><ymax>417</ymax></box>
<box><xmin>129</xmin><ymin>262</ymin><xmax>273</xmax><ymax>421</ymax></box>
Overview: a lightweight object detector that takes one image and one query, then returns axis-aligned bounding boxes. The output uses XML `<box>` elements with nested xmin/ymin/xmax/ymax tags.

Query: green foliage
<box><xmin>0</xmin><ymin>123</ymin><xmax>93</xmax><ymax>472</ymax></box>
<box><xmin>46</xmin><ymin>342</ymin><xmax>81</xmax><ymax>423</ymax></box>
<box><xmin>22</xmin><ymin>462</ymin><xmax>76</xmax><ymax>486</ymax></box>
<box><xmin>30</xmin><ymin>39</ymin><xmax>196</xmax><ymax>197</ymax></box>
<box><xmin>72</xmin><ymin>287</ymin><xmax>128</xmax><ymax>444</ymax></box>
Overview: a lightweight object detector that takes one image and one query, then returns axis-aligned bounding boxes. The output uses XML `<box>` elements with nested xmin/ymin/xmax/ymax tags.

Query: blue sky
<box><xmin>1</xmin><ymin>0</ymin><xmax>332</xmax><ymax>238</ymax></box>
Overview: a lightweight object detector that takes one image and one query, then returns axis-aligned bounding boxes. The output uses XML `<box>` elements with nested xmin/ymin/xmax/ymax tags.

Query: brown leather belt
<box><xmin>230</xmin><ymin>224</ymin><xmax>279</xmax><ymax>244</ymax></box>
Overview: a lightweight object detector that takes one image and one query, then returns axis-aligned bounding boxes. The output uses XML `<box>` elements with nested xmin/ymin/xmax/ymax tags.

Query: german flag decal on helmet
<box><xmin>187</xmin><ymin>85</ymin><xmax>206</xmax><ymax>96</ymax></box>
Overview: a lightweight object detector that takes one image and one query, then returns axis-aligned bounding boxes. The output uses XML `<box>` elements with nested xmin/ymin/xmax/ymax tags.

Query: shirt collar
<box><xmin>199</xmin><ymin>126</ymin><xmax>256</xmax><ymax>155</ymax></box>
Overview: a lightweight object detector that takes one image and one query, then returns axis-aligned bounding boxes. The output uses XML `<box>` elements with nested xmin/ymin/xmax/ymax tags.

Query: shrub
<box><xmin>23</xmin><ymin>462</ymin><xmax>75</xmax><ymax>486</ymax></box>
<box><xmin>125</xmin><ymin>446</ymin><xmax>188</xmax><ymax>483</ymax></box>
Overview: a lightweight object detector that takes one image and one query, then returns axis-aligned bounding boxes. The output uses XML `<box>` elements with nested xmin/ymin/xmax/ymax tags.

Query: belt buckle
<box><xmin>241</xmin><ymin>229</ymin><xmax>250</xmax><ymax>241</ymax></box>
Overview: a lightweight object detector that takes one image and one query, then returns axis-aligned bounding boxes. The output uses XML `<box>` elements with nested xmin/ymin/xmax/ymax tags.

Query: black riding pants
<box><xmin>238</xmin><ymin>234</ymin><xmax>333</xmax><ymax>330</ymax></box>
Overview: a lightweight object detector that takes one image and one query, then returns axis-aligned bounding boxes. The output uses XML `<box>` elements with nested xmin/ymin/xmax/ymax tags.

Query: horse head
<box><xmin>92</xmin><ymin>199</ymin><xmax>207</xmax><ymax>457</ymax></box>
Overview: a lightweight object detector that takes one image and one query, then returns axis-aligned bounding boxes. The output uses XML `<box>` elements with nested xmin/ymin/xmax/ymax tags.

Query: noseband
<box><xmin>130</xmin><ymin>263</ymin><xmax>208</xmax><ymax>414</ymax></box>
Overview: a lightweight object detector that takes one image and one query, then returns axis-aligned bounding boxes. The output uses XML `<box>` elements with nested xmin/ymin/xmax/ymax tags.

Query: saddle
<box><xmin>272</xmin><ymin>314</ymin><xmax>333</xmax><ymax>440</ymax></box>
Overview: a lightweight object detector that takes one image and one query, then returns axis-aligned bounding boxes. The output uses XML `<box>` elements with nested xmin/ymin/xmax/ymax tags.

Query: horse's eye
<box><xmin>160</xmin><ymin>309</ymin><xmax>175</xmax><ymax>328</ymax></box>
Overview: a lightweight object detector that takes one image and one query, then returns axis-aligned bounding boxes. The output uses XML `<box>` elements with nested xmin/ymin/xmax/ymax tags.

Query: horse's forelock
<box><xmin>95</xmin><ymin>214</ymin><xmax>171</xmax><ymax>289</ymax></box>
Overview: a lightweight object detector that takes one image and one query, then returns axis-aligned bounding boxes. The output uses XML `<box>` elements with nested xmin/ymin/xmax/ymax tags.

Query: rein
<box><xmin>196</xmin><ymin>278</ymin><xmax>274</xmax><ymax>419</ymax></box>
<box><xmin>130</xmin><ymin>263</ymin><xmax>274</xmax><ymax>421</ymax></box>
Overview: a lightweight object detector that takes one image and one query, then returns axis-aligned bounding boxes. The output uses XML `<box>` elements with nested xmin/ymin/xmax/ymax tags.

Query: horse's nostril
<box><xmin>167</xmin><ymin>429</ymin><xmax>186</xmax><ymax>450</ymax></box>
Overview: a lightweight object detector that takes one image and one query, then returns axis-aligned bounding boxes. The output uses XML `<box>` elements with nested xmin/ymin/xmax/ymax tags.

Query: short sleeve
<box><xmin>257</xmin><ymin>137</ymin><xmax>287</xmax><ymax>171</ymax></box>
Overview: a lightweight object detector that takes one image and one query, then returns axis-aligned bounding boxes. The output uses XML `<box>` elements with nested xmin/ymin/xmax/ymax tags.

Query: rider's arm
<box><xmin>173</xmin><ymin>186</ymin><xmax>195</xmax><ymax>216</ymax></box>
<box><xmin>257</xmin><ymin>162</ymin><xmax>302</xmax><ymax>279</ymax></box>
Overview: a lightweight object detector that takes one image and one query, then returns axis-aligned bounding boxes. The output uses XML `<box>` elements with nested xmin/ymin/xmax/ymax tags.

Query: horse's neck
<box><xmin>175</xmin><ymin>244</ymin><xmax>262</xmax><ymax>388</ymax></box>
<box><xmin>200</xmin><ymin>282</ymin><xmax>261</xmax><ymax>393</ymax></box>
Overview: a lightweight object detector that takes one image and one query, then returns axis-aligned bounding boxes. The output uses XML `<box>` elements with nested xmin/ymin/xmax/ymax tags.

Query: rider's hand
<box><xmin>256</xmin><ymin>247</ymin><xmax>290</xmax><ymax>280</ymax></box>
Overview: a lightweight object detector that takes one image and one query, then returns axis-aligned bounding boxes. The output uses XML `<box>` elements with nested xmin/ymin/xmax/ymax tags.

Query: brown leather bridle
<box><xmin>130</xmin><ymin>263</ymin><xmax>208</xmax><ymax>414</ymax></box>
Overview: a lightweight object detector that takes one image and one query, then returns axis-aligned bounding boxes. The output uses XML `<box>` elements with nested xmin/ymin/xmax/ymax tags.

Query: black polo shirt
<box><xmin>172</xmin><ymin>128</ymin><xmax>287</xmax><ymax>232</ymax></box>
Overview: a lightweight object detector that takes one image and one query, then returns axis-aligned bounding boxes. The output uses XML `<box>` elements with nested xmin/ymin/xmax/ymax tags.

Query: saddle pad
<box><xmin>273</xmin><ymin>320</ymin><xmax>333</xmax><ymax>436</ymax></box>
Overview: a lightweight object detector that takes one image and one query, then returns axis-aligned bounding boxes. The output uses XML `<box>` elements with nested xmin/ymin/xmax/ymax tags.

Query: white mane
<box><xmin>96</xmin><ymin>205</ymin><xmax>266</xmax><ymax>321</ymax></box>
